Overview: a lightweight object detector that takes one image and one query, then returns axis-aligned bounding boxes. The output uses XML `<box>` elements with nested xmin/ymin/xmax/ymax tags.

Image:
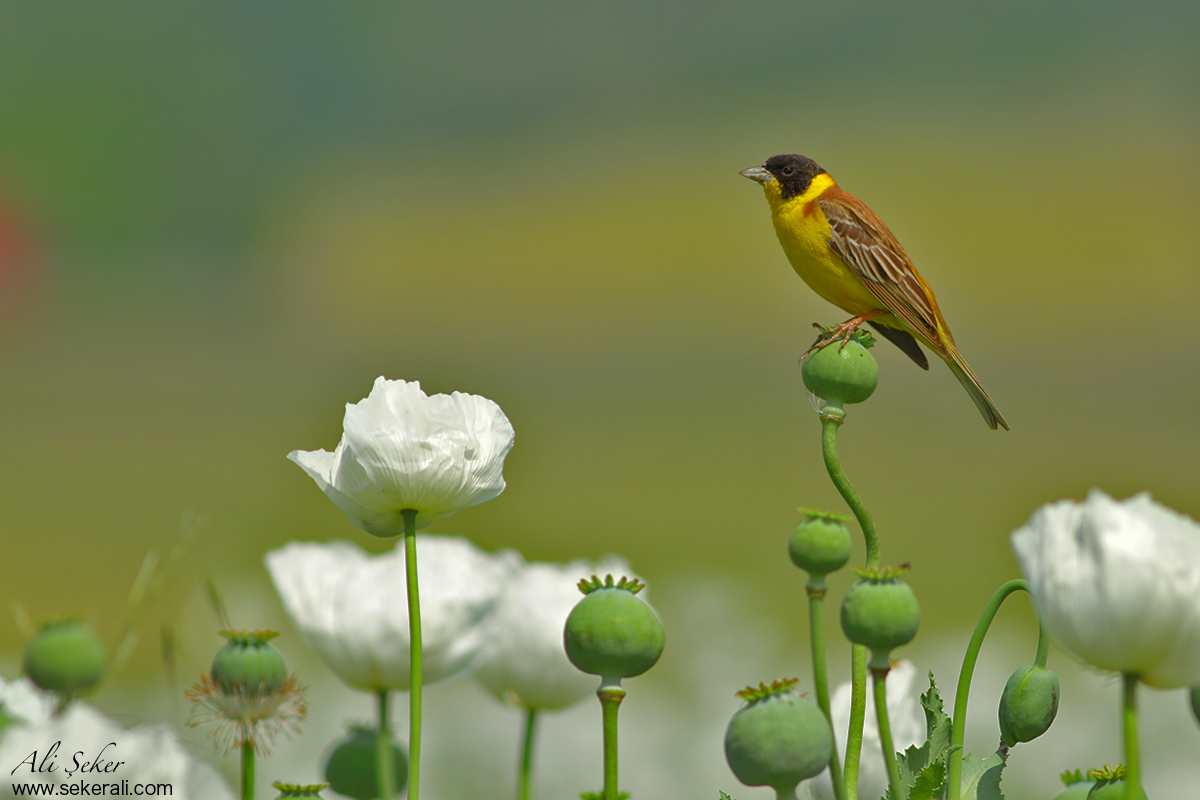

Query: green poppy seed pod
<box><xmin>563</xmin><ymin>576</ymin><xmax>665</xmax><ymax>681</ymax></box>
<box><xmin>840</xmin><ymin>569</ymin><xmax>920</xmax><ymax>670</ymax></box>
<box><xmin>211</xmin><ymin>630</ymin><xmax>288</xmax><ymax>696</ymax></box>
<box><xmin>998</xmin><ymin>664</ymin><xmax>1060</xmax><ymax>747</ymax></box>
<box><xmin>724</xmin><ymin>680</ymin><xmax>833</xmax><ymax>793</ymax></box>
<box><xmin>1190</xmin><ymin>686</ymin><xmax>1200</xmax><ymax>726</ymax></box>
<box><xmin>1050</xmin><ymin>782</ymin><xmax>1094</xmax><ymax>799</ymax></box>
<box><xmin>23</xmin><ymin>620</ymin><xmax>107</xmax><ymax>699</ymax></box>
<box><xmin>788</xmin><ymin>510</ymin><xmax>852</xmax><ymax>578</ymax></box>
<box><xmin>802</xmin><ymin>337</ymin><xmax>878</xmax><ymax>410</ymax></box>
<box><xmin>323</xmin><ymin>727</ymin><xmax>408</xmax><ymax>800</ymax></box>
<box><xmin>1086</xmin><ymin>776</ymin><xmax>1147</xmax><ymax>800</ymax></box>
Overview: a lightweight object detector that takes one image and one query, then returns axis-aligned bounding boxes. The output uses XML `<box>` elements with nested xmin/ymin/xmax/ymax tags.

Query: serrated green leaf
<box><xmin>920</xmin><ymin>672</ymin><xmax>945</xmax><ymax>724</ymax></box>
<box><xmin>882</xmin><ymin>674</ymin><xmax>964</xmax><ymax>800</ymax></box>
<box><xmin>718</xmin><ymin>793</ymin><xmax>735</xmax><ymax>800</ymax></box>
<box><xmin>920</xmin><ymin>672</ymin><xmax>954</xmax><ymax>758</ymax></box>
<box><xmin>895</xmin><ymin>741</ymin><xmax>929</xmax><ymax>789</ymax></box>
<box><xmin>890</xmin><ymin>742</ymin><xmax>953</xmax><ymax>800</ymax></box>
<box><xmin>960</xmin><ymin>749</ymin><xmax>1006</xmax><ymax>800</ymax></box>
<box><xmin>911</xmin><ymin>753</ymin><xmax>949</xmax><ymax>799</ymax></box>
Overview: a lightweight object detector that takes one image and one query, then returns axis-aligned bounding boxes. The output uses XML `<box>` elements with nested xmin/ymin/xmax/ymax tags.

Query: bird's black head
<box><xmin>762</xmin><ymin>154</ymin><xmax>827</xmax><ymax>199</ymax></box>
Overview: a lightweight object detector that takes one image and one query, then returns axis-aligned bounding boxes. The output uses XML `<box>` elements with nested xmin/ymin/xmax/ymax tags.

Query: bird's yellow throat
<box><xmin>758</xmin><ymin>171</ymin><xmax>886</xmax><ymax>318</ymax></box>
<box><xmin>760</xmin><ymin>171</ymin><xmax>837</xmax><ymax>214</ymax></box>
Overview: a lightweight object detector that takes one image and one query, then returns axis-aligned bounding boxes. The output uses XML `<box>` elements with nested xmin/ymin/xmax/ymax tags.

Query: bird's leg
<box><xmin>802</xmin><ymin>310</ymin><xmax>882</xmax><ymax>361</ymax></box>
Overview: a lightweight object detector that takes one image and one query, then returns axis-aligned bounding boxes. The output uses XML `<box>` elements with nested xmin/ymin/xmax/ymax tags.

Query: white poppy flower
<box><xmin>1011</xmin><ymin>489</ymin><xmax>1200</xmax><ymax>688</ymax></box>
<box><xmin>809</xmin><ymin>660</ymin><xmax>925</xmax><ymax>800</ymax></box>
<box><xmin>265</xmin><ymin>537</ymin><xmax>519</xmax><ymax>692</ymax></box>
<box><xmin>474</xmin><ymin>556</ymin><xmax>634</xmax><ymax>711</ymax></box>
<box><xmin>0</xmin><ymin>677</ymin><xmax>234</xmax><ymax>800</ymax></box>
<box><xmin>289</xmin><ymin>377</ymin><xmax>514</xmax><ymax>536</ymax></box>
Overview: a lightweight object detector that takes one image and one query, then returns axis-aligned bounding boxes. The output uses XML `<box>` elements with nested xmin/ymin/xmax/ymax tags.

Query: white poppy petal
<box><xmin>474</xmin><ymin>555</ymin><xmax>635</xmax><ymax>711</ymax></box>
<box><xmin>0</xmin><ymin>677</ymin><xmax>234</xmax><ymax>799</ymax></box>
<box><xmin>292</xmin><ymin>377</ymin><xmax>514</xmax><ymax>532</ymax></box>
<box><xmin>1012</xmin><ymin>489</ymin><xmax>1200</xmax><ymax>687</ymax></box>
<box><xmin>266</xmin><ymin>536</ymin><xmax>517</xmax><ymax>692</ymax></box>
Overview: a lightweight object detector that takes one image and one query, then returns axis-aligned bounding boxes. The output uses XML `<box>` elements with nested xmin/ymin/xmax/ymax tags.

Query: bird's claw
<box><xmin>799</xmin><ymin>315</ymin><xmax>876</xmax><ymax>363</ymax></box>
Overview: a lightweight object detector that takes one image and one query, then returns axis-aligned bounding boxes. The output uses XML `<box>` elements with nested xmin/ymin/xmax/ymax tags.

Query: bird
<box><xmin>740</xmin><ymin>153</ymin><xmax>1009</xmax><ymax>431</ymax></box>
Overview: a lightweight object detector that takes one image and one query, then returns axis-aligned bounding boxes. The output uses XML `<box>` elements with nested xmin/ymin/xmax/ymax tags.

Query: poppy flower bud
<box><xmin>840</xmin><ymin>567</ymin><xmax>920</xmax><ymax>670</ymax></box>
<box><xmin>998</xmin><ymin>664</ymin><xmax>1059</xmax><ymax>746</ymax></box>
<box><xmin>23</xmin><ymin>619</ymin><xmax>107</xmax><ymax>699</ymax></box>
<box><xmin>802</xmin><ymin>334</ymin><xmax>878</xmax><ymax>410</ymax></box>
<box><xmin>323</xmin><ymin>726</ymin><xmax>408</xmax><ymax>800</ymax></box>
<box><xmin>725</xmin><ymin>679</ymin><xmax>833</xmax><ymax>794</ymax></box>
<box><xmin>564</xmin><ymin>576</ymin><xmax>664</xmax><ymax>682</ymax></box>
<box><xmin>211</xmin><ymin>630</ymin><xmax>288</xmax><ymax>697</ymax></box>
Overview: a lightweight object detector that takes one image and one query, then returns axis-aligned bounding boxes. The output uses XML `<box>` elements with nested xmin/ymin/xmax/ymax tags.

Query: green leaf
<box><xmin>890</xmin><ymin>743</ymin><xmax>955</xmax><ymax>800</ymax></box>
<box><xmin>580</xmin><ymin>794</ymin><xmax>629</xmax><ymax>800</ymax></box>
<box><xmin>920</xmin><ymin>672</ymin><xmax>954</xmax><ymax>758</ymax></box>
<box><xmin>959</xmin><ymin>749</ymin><xmax>1007</xmax><ymax>800</ymax></box>
<box><xmin>885</xmin><ymin>673</ymin><xmax>960</xmax><ymax>800</ymax></box>
<box><xmin>718</xmin><ymin>794</ymin><xmax>736</xmax><ymax>800</ymax></box>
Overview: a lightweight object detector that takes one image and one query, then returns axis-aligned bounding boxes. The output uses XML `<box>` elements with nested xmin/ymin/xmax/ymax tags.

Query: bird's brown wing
<box><xmin>817</xmin><ymin>188</ymin><xmax>949</xmax><ymax>358</ymax></box>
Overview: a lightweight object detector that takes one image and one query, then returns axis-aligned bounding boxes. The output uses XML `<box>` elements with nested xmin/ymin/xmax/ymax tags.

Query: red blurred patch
<box><xmin>0</xmin><ymin>192</ymin><xmax>43</xmax><ymax>336</ymax></box>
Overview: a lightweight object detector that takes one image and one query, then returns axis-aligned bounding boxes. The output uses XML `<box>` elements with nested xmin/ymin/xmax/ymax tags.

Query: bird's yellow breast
<box><xmin>761</xmin><ymin>173</ymin><xmax>885</xmax><ymax>317</ymax></box>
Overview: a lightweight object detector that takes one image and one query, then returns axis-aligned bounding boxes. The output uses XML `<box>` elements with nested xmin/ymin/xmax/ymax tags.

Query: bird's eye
<box><xmin>781</xmin><ymin>166</ymin><xmax>795</xmax><ymax>176</ymax></box>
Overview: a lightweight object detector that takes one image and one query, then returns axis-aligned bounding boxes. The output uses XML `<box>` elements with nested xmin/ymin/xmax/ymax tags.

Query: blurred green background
<box><xmin>0</xmin><ymin>1</ymin><xmax>1197</xmax><ymax>796</ymax></box>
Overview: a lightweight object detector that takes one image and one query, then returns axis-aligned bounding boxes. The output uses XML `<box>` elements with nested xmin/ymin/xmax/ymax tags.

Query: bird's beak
<box><xmin>739</xmin><ymin>165</ymin><xmax>773</xmax><ymax>184</ymax></box>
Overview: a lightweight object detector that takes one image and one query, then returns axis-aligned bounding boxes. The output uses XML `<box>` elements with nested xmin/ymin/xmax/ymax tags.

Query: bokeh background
<box><xmin>1</xmin><ymin>1</ymin><xmax>1198</xmax><ymax>797</ymax></box>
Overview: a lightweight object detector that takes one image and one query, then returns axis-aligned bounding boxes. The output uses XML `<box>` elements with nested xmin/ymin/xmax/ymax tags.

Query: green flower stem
<box><xmin>518</xmin><ymin>707</ymin><xmax>538</xmax><ymax>800</ymax></box>
<box><xmin>1123</xmin><ymin>674</ymin><xmax>1140</xmax><ymax>800</ymax></box>
<box><xmin>872</xmin><ymin>667</ymin><xmax>904</xmax><ymax>800</ymax></box>
<box><xmin>1034</xmin><ymin>618</ymin><xmax>1050</xmax><ymax>670</ymax></box>
<box><xmin>947</xmin><ymin>579</ymin><xmax>1028</xmax><ymax>800</ymax></box>
<box><xmin>844</xmin><ymin>644</ymin><xmax>867</xmax><ymax>800</ymax></box>
<box><xmin>819</xmin><ymin>409</ymin><xmax>877</xmax><ymax>800</ymax></box>
<box><xmin>402</xmin><ymin>508</ymin><xmax>422</xmax><ymax>800</ymax></box>
<box><xmin>819</xmin><ymin>413</ymin><xmax>880</xmax><ymax>567</ymax></box>
<box><xmin>807</xmin><ymin>583</ymin><xmax>848</xmax><ymax>800</ymax></box>
<box><xmin>376</xmin><ymin>689</ymin><xmax>397</xmax><ymax>800</ymax></box>
<box><xmin>598</xmin><ymin>683</ymin><xmax>625</xmax><ymax>800</ymax></box>
<box><xmin>241</xmin><ymin>741</ymin><xmax>254</xmax><ymax>800</ymax></box>
<box><xmin>775</xmin><ymin>788</ymin><xmax>799</xmax><ymax>800</ymax></box>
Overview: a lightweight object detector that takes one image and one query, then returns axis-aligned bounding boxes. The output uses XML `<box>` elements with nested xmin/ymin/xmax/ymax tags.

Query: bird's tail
<box><xmin>941</xmin><ymin>341</ymin><xmax>1009</xmax><ymax>431</ymax></box>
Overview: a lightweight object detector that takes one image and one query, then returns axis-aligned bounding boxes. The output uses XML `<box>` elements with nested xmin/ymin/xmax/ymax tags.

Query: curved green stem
<box><xmin>240</xmin><ymin>740</ymin><xmax>254</xmax><ymax>800</ymax></box>
<box><xmin>819</xmin><ymin>414</ymin><xmax>879</xmax><ymax>568</ymax></box>
<box><xmin>873</xmin><ymin>667</ymin><xmax>905</xmax><ymax>800</ymax></box>
<box><xmin>1122</xmin><ymin>674</ymin><xmax>1140</xmax><ymax>800</ymax></box>
<box><xmin>402</xmin><ymin>509</ymin><xmax>422</xmax><ymax>800</ymax></box>
<box><xmin>819</xmin><ymin>410</ymin><xmax>876</xmax><ymax>800</ymax></box>
<box><xmin>1034</xmin><ymin>619</ymin><xmax>1050</xmax><ymax>670</ymax></box>
<box><xmin>376</xmin><ymin>689</ymin><xmax>396</xmax><ymax>800</ymax></box>
<box><xmin>947</xmin><ymin>579</ymin><xmax>1028</xmax><ymax>800</ymax></box>
<box><xmin>807</xmin><ymin>584</ymin><xmax>848</xmax><ymax>800</ymax></box>
<box><xmin>598</xmin><ymin>684</ymin><xmax>625</xmax><ymax>800</ymax></box>
<box><xmin>518</xmin><ymin>707</ymin><xmax>538</xmax><ymax>800</ymax></box>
